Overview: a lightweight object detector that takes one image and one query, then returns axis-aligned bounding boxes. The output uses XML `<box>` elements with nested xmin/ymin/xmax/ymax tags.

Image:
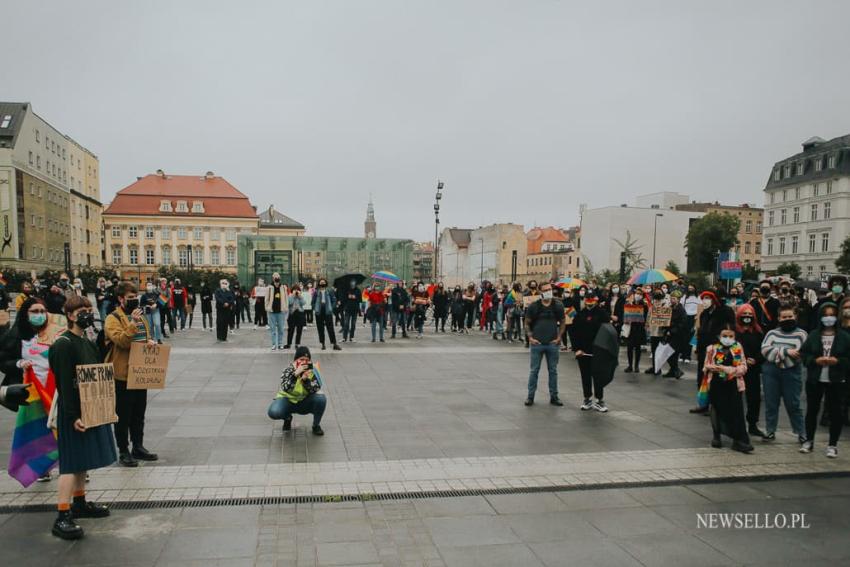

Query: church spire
<box><xmin>364</xmin><ymin>194</ymin><xmax>376</xmax><ymax>238</ymax></box>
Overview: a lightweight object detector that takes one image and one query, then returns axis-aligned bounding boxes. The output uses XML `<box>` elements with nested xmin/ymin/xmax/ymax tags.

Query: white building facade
<box><xmin>761</xmin><ymin>135</ymin><xmax>850</xmax><ymax>280</ymax></box>
<box><xmin>438</xmin><ymin>224</ymin><xmax>528</xmax><ymax>288</ymax></box>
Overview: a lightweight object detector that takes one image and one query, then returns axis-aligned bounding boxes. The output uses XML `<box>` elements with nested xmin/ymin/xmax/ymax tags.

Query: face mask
<box><xmin>822</xmin><ymin>316</ymin><xmax>837</xmax><ymax>327</ymax></box>
<box><xmin>541</xmin><ymin>290</ymin><xmax>553</xmax><ymax>300</ymax></box>
<box><xmin>719</xmin><ymin>337</ymin><xmax>735</xmax><ymax>347</ymax></box>
<box><xmin>418</xmin><ymin>285</ymin><xmax>425</xmax><ymax>292</ymax></box>
<box><xmin>28</xmin><ymin>313</ymin><xmax>47</xmax><ymax>327</ymax></box>
<box><xmin>634</xmin><ymin>295</ymin><xmax>643</xmax><ymax>302</ymax></box>
<box><xmin>530</xmin><ymin>285</ymin><xmax>537</xmax><ymax>290</ymax></box>
<box><xmin>146</xmin><ymin>285</ymin><xmax>154</xmax><ymax>292</ymax></box>
<box><xmin>741</xmin><ymin>316</ymin><xmax>753</xmax><ymax>325</ymax></box>
<box><xmin>779</xmin><ymin>319</ymin><xmax>797</xmax><ymax>332</ymax></box>
<box><xmin>661</xmin><ymin>288</ymin><xmax>668</xmax><ymax>294</ymax></box>
<box><xmin>59</xmin><ymin>280</ymin><xmax>69</xmax><ymax>288</ymax></box>
<box><xmin>124</xmin><ymin>298</ymin><xmax>139</xmax><ymax>312</ymax></box>
<box><xmin>833</xmin><ymin>285</ymin><xmax>844</xmax><ymax>295</ymax></box>
<box><xmin>611</xmin><ymin>287</ymin><xmax>619</xmax><ymax>294</ymax></box>
<box><xmin>702</xmin><ymin>298</ymin><xmax>713</xmax><ymax>308</ymax></box>
<box><xmin>760</xmin><ymin>287</ymin><xmax>770</xmax><ymax>296</ymax></box>
<box><xmin>578</xmin><ymin>290</ymin><xmax>585</xmax><ymax>297</ymax></box>
<box><xmin>319</xmin><ymin>282</ymin><xmax>327</xmax><ymax>288</ymax></box>
<box><xmin>843</xmin><ymin>309</ymin><xmax>850</xmax><ymax>318</ymax></box>
<box><xmin>780</xmin><ymin>289</ymin><xmax>790</xmax><ymax>295</ymax></box>
<box><xmin>76</xmin><ymin>312</ymin><xmax>95</xmax><ymax>329</ymax></box>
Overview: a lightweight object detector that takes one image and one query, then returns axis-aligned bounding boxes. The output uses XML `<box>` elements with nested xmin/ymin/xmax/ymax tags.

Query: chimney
<box><xmin>155</xmin><ymin>169</ymin><xmax>165</xmax><ymax>178</ymax></box>
<box><xmin>205</xmin><ymin>171</ymin><xmax>215</xmax><ymax>179</ymax></box>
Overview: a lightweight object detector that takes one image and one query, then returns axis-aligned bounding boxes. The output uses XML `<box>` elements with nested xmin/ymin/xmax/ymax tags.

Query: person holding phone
<box><xmin>268</xmin><ymin>346</ymin><xmax>327</xmax><ymax>435</ymax></box>
<box><xmin>104</xmin><ymin>281</ymin><xmax>157</xmax><ymax>467</ymax></box>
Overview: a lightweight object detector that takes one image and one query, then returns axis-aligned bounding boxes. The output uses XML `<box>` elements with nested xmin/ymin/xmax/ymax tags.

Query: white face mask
<box><xmin>578</xmin><ymin>290</ymin><xmax>586</xmax><ymax>297</ymax></box>
<box><xmin>146</xmin><ymin>285</ymin><xmax>154</xmax><ymax>292</ymax></box>
<box><xmin>702</xmin><ymin>298</ymin><xmax>713</xmax><ymax>308</ymax></box>
<box><xmin>611</xmin><ymin>287</ymin><xmax>619</xmax><ymax>294</ymax></box>
<box><xmin>542</xmin><ymin>290</ymin><xmax>554</xmax><ymax>300</ymax></box>
<box><xmin>720</xmin><ymin>337</ymin><xmax>735</xmax><ymax>347</ymax></box>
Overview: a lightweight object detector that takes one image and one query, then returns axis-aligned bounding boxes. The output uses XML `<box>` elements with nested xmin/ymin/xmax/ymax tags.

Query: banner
<box><xmin>127</xmin><ymin>343</ymin><xmax>171</xmax><ymax>390</ymax></box>
<box><xmin>523</xmin><ymin>295</ymin><xmax>540</xmax><ymax>307</ymax></box>
<box><xmin>648</xmin><ymin>305</ymin><xmax>672</xmax><ymax>328</ymax></box>
<box><xmin>76</xmin><ymin>363</ymin><xmax>118</xmax><ymax>428</ymax></box>
<box><xmin>623</xmin><ymin>304</ymin><xmax>645</xmax><ymax>324</ymax></box>
<box><xmin>563</xmin><ymin>306</ymin><xmax>576</xmax><ymax>327</ymax></box>
<box><xmin>720</xmin><ymin>261</ymin><xmax>742</xmax><ymax>280</ymax></box>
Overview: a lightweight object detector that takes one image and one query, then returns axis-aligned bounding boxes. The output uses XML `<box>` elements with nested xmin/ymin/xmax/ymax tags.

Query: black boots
<box><xmin>72</xmin><ymin>500</ymin><xmax>110</xmax><ymax>519</ymax></box>
<box><xmin>119</xmin><ymin>452</ymin><xmax>139</xmax><ymax>467</ymax></box>
<box><xmin>52</xmin><ymin>510</ymin><xmax>84</xmax><ymax>540</ymax></box>
<box><xmin>132</xmin><ymin>446</ymin><xmax>158</xmax><ymax>461</ymax></box>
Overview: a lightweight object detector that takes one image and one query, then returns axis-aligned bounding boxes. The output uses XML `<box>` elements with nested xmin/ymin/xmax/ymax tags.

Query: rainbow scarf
<box><xmin>696</xmin><ymin>343</ymin><xmax>745</xmax><ymax>409</ymax></box>
<box><xmin>8</xmin><ymin>368</ymin><xmax>58</xmax><ymax>487</ymax></box>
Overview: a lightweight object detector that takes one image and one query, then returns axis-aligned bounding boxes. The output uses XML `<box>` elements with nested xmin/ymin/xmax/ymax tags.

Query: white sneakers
<box><xmin>799</xmin><ymin>441</ymin><xmax>813</xmax><ymax>453</ymax></box>
<box><xmin>827</xmin><ymin>446</ymin><xmax>838</xmax><ymax>458</ymax></box>
<box><xmin>580</xmin><ymin>399</ymin><xmax>608</xmax><ymax>412</ymax></box>
<box><xmin>580</xmin><ymin>399</ymin><xmax>594</xmax><ymax>411</ymax></box>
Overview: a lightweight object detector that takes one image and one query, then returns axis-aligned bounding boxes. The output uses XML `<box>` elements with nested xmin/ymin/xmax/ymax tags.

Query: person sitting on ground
<box><xmin>268</xmin><ymin>346</ymin><xmax>327</xmax><ymax>435</ymax></box>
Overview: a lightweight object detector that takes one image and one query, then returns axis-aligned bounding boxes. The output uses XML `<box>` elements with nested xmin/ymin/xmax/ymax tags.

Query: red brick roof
<box><xmin>526</xmin><ymin>226</ymin><xmax>569</xmax><ymax>254</ymax></box>
<box><xmin>104</xmin><ymin>174</ymin><xmax>258</xmax><ymax>219</ymax></box>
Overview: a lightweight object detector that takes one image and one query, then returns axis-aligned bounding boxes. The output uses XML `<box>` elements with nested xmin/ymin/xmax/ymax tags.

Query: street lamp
<box><xmin>652</xmin><ymin>213</ymin><xmax>664</xmax><ymax>268</ymax></box>
<box><xmin>478</xmin><ymin>237</ymin><xmax>484</xmax><ymax>284</ymax></box>
<box><xmin>434</xmin><ymin>180</ymin><xmax>443</xmax><ymax>283</ymax></box>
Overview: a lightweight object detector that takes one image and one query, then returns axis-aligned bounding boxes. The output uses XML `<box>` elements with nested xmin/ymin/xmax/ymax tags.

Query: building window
<box><xmin>796</xmin><ymin>162</ymin><xmax>803</xmax><ymax>175</ymax></box>
<box><xmin>226</xmin><ymin>247</ymin><xmax>235</xmax><ymax>265</ymax></box>
<box><xmin>145</xmin><ymin>248</ymin><xmax>155</xmax><ymax>265</ymax></box>
<box><xmin>815</xmin><ymin>158</ymin><xmax>823</xmax><ymax>172</ymax></box>
<box><xmin>193</xmin><ymin>227</ymin><xmax>203</xmax><ymax>240</ymax></box>
<box><xmin>110</xmin><ymin>247</ymin><xmax>121</xmax><ymax>264</ymax></box>
<box><xmin>744</xmin><ymin>220</ymin><xmax>752</xmax><ymax>233</ymax></box>
<box><xmin>160</xmin><ymin>200</ymin><xmax>172</xmax><ymax>212</ymax></box>
<box><xmin>824</xmin><ymin>201</ymin><xmax>831</xmax><ymax>219</ymax></box>
<box><xmin>783</xmin><ymin>165</ymin><xmax>791</xmax><ymax>178</ymax></box>
<box><xmin>36</xmin><ymin>155</ymin><xmax>40</xmax><ymax>169</ymax></box>
<box><xmin>820</xmin><ymin>265</ymin><xmax>827</xmax><ymax>278</ymax></box>
<box><xmin>792</xmin><ymin>207</ymin><xmax>800</xmax><ymax>223</ymax></box>
<box><xmin>828</xmin><ymin>155</ymin><xmax>836</xmax><ymax>168</ymax></box>
<box><xmin>809</xmin><ymin>234</ymin><xmax>817</xmax><ymax>253</ymax></box>
<box><xmin>178</xmin><ymin>248</ymin><xmax>188</xmax><ymax>267</ymax></box>
<box><xmin>35</xmin><ymin>129</ymin><xmax>39</xmax><ymax>142</ymax></box>
<box><xmin>767</xmin><ymin>211</ymin><xmax>774</xmax><ymax>226</ymax></box>
<box><xmin>193</xmin><ymin>246</ymin><xmax>204</xmax><ymax>266</ymax></box>
<box><xmin>773</xmin><ymin>169</ymin><xmax>781</xmax><ymax>181</ymax></box>
<box><xmin>814</xmin><ymin>183</ymin><xmax>820</xmax><ymax>196</ymax></box>
<box><xmin>177</xmin><ymin>226</ymin><xmax>187</xmax><ymax>239</ymax></box>
<box><xmin>827</xmin><ymin>180</ymin><xmax>833</xmax><ymax>194</ymax></box>
<box><xmin>744</xmin><ymin>241</ymin><xmax>751</xmax><ymax>255</ymax></box>
<box><xmin>782</xmin><ymin>190</ymin><xmax>787</xmax><ymax>202</ymax></box>
<box><xmin>210</xmin><ymin>228</ymin><xmax>221</xmax><ymax>241</ymax></box>
<box><xmin>129</xmin><ymin>248</ymin><xmax>138</xmax><ymax>265</ymax></box>
<box><xmin>210</xmin><ymin>247</ymin><xmax>220</xmax><ymax>265</ymax></box>
<box><xmin>756</xmin><ymin>221</ymin><xmax>762</xmax><ymax>234</ymax></box>
<box><xmin>780</xmin><ymin>209</ymin><xmax>786</xmax><ymax>224</ymax></box>
<box><xmin>161</xmin><ymin>226</ymin><xmax>171</xmax><ymax>239</ymax></box>
<box><xmin>822</xmin><ymin>233</ymin><xmax>830</xmax><ymax>252</ymax></box>
<box><xmin>176</xmin><ymin>201</ymin><xmax>188</xmax><ymax>213</ymax></box>
<box><xmin>794</xmin><ymin>187</ymin><xmax>800</xmax><ymax>200</ymax></box>
<box><xmin>778</xmin><ymin>237</ymin><xmax>785</xmax><ymax>255</ymax></box>
<box><xmin>766</xmin><ymin>239</ymin><xmax>773</xmax><ymax>256</ymax></box>
<box><xmin>191</xmin><ymin>201</ymin><xmax>204</xmax><ymax>213</ymax></box>
<box><xmin>145</xmin><ymin>226</ymin><xmax>155</xmax><ymax>239</ymax></box>
<box><xmin>811</xmin><ymin>204</ymin><xmax>818</xmax><ymax>221</ymax></box>
<box><xmin>225</xmin><ymin>228</ymin><xmax>236</xmax><ymax>241</ymax></box>
<box><xmin>807</xmin><ymin>265</ymin><xmax>813</xmax><ymax>277</ymax></box>
<box><xmin>128</xmin><ymin>225</ymin><xmax>138</xmax><ymax>238</ymax></box>
<box><xmin>755</xmin><ymin>241</ymin><xmax>761</xmax><ymax>254</ymax></box>
<box><xmin>161</xmin><ymin>247</ymin><xmax>172</xmax><ymax>265</ymax></box>
<box><xmin>791</xmin><ymin>235</ymin><xmax>798</xmax><ymax>254</ymax></box>
<box><xmin>769</xmin><ymin>192</ymin><xmax>775</xmax><ymax>205</ymax></box>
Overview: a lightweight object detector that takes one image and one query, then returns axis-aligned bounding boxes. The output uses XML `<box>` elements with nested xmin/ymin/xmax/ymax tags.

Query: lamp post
<box><xmin>434</xmin><ymin>181</ymin><xmax>443</xmax><ymax>283</ymax></box>
<box><xmin>479</xmin><ymin>237</ymin><xmax>484</xmax><ymax>284</ymax></box>
<box><xmin>652</xmin><ymin>213</ymin><xmax>664</xmax><ymax>268</ymax></box>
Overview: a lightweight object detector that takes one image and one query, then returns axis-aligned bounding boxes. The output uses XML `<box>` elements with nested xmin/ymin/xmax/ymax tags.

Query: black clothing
<box><xmin>316</xmin><ymin>311</ymin><xmax>337</xmax><ymax>346</ymax></box>
<box><xmin>738</xmin><ymin>328</ymin><xmax>765</xmax><ymax>427</ymax></box>
<box><xmin>114</xmin><ymin>380</ymin><xmax>148</xmax><ymax>453</ymax></box>
<box><xmin>200</xmin><ymin>286</ymin><xmax>213</xmax><ymax>314</ymax></box>
<box><xmin>343</xmin><ymin>287</ymin><xmax>361</xmax><ymax>314</ymax></box>
<box><xmin>696</xmin><ymin>304</ymin><xmax>736</xmax><ymax>390</ymax></box>
<box><xmin>45</xmin><ymin>291</ymin><xmax>66</xmax><ymax>315</ymax></box>
<box><xmin>749</xmin><ymin>296</ymin><xmax>780</xmax><ymax>332</ymax></box>
<box><xmin>172</xmin><ymin>285</ymin><xmax>186</xmax><ymax>308</ymax></box>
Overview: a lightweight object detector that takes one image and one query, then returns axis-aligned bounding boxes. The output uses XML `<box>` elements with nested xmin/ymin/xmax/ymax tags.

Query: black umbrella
<box><xmin>333</xmin><ymin>273</ymin><xmax>366</xmax><ymax>290</ymax></box>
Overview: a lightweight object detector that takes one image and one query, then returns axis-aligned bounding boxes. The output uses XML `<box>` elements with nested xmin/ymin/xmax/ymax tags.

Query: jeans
<box><xmin>267</xmin><ymin>394</ymin><xmax>327</xmax><ymax>427</ymax></box>
<box><xmin>508</xmin><ymin>314</ymin><xmax>523</xmax><ymax>340</ymax></box>
<box><xmin>343</xmin><ymin>311</ymin><xmax>358</xmax><ymax>340</ymax></box>
<box><xmin>269</xmin><ymin>311</ymin><xmax>286</xmax><ymax>347</ymax></box>
<box><xmin>762</xmin><ymin>363</ymin><xmax>804</xmax><ymax>436</ymax></box>
<box><xmin>391</xmin><ymin>311</ymin><xmax>407</xmax><ymax>337</ymax></box>
<box><xmin>527</xmin><ymin>343</ymin><xmax>560</xmax><ymax>400</ymax></box>
<box><xmin>174</xmin><ymin>306</ymin><xmax>186</xmax><ymax>329</ymax></box>
<box><xmin>371</xmin><ymin>312</ymin><xmax>385</xmax><ymax>341</ymax></box>
<box><xmin>805</xmin><ymin>381</ymin><xmax>845</xmax><ymax>446</ymax></box>
<box><xmin>146</xmin><ymin>312</ymin><xmax>161</xmax><ymax>342</ymax></box>
<box><xmin>494</xmin><ymin>305</ymin><xmax>504</xmax><ymax>334</ymax></box>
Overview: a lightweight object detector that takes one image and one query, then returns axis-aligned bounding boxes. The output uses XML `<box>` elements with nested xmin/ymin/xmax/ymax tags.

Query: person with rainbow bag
<box><xmin>701</xmin><ymin>324</ymin><xmax>753</xmax><ymax>453</ymax></box>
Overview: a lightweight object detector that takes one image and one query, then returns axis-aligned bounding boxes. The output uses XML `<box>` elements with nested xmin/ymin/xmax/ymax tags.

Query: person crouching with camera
<box><xmin>268</xmin><ymin>346</ymin><xmax>326</xmax><ymax>435</ymax></box>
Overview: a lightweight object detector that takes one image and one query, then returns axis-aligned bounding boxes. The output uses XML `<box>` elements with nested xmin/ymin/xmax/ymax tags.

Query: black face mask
<box><xmin>76</xmin><ymin>312</ymin><xmax>95</xmax><ymax>329</ymax></box>
<box><xmin>653</xmin><ymin>294</ymin><xmax>664</xmax><ymax>300</ymax></box>
<box><xmin>779</xmin><ymin>319</ymin><xmax>797</xmax><ymax>332</ymax></box>
<box><xmin>760</xmin><ymin>287</ymin><xmax>771</xmax><ymax>296</ymax></box>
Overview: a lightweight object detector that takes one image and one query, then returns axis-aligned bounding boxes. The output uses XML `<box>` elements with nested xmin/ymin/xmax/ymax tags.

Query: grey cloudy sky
<box><xmin>4</xmin><ymin>1</ymin><xmax>850</xmax><ymax>241</ymax></box>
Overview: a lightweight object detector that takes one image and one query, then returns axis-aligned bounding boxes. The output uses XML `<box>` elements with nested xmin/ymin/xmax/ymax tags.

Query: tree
<box><xmin>741</xmin><ymin>263</ymin><xmax>759</xmax><ymax>281</ymax></box>
<box><xmin>612</xmin><ymin>231</ymin><xmax>648</xmax><ymax>277</ymax></box>
<box><xmin>836</xmin><ymin>236</ymin><xmax>850</xmax><ymax>275</ymax></box>
<box><xmin>774</xmin><ymin>262</ymin><xmax>802</xmax><ymax>280</ymax></box>
<box><xmin>685</xmin><ymin>212</ymin><xmax>740</xmax><ymax>272</ymax></box>
<box><xmin>664</xmin><ymin>260</ymin><xmax>681</xmax><ymax>275</ymax></box>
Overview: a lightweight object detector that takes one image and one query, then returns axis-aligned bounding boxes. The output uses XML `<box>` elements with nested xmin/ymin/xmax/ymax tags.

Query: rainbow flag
<box><xmin>696</xmin><ymin>372</ymin><xmax>710</xmax><ymax>409</ymax></box>
<box><xmin>8</xmin><ymin>369</ymin><xmax>58</xmax><ymax>487</ymax></box>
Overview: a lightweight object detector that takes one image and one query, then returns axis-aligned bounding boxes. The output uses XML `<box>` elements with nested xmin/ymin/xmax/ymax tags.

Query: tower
<box><xmin>364</xmin><ymin>195</ymin><xmax>376</xmax><ymax>239</ymax></box>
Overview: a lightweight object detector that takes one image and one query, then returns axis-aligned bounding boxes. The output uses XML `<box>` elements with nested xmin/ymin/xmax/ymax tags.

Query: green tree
<box><xmin>836</xmin><ymin>236</ymin><xmax>850</xmax><ymax>274</ymax></box>
<box><xmin>741</xmin><ymin>263</ymin><xmax>759</xmax><ymax>281</ymax></box>
<box><xmin>773</xmin><ymin>262</ymin><xmax>802</xmax><ymax>280</ymax></box>
<box><xmin>664</xmin><ymin>260</ymin><xmax>681</xmax><ymax>275</ymax></box>
<box><xmin>612</xmin><ymin>231</ymin><xmax>648</xmax><ymax>277</ymax></box>
<box><xmin>685</xmin><ymin>212</ymin><xmax>740</xmax><ymax>272</ymax></box>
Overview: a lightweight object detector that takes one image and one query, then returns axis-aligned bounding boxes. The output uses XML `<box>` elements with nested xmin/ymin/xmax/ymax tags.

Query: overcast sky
<box><xmin>4</xmin><ymin>1</ymin><xmax>850</xmax><ymax>241</ymax></box>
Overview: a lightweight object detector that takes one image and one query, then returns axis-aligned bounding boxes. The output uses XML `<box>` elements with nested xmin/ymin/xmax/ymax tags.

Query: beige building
<box><xmin>0</xmin><ymin>102</ymin><xmax>97</xmax><ymax>270</ymax></box>
<box><xmin>525</xmin><ymin>226</ymin><xmax>583</xmax><ymax>279</ymax></box>
<box><xmin>675</xmin><ymin>201</ymin><xmax>763</xmax><ymax>270</ymax></box>
<box><xmin>438</xmin><ymin>223</ymin><xmax>527</xmax><ymax>287</ymax></box>
<box><xmin>67</xmin><ymin>139</ymin><xmax>103</xmax><ymax>267</ymax></box>
<box><xmin>103</xmin><ymin>171</ymin><xmax>261</xmax><ymax>283</ymax></box>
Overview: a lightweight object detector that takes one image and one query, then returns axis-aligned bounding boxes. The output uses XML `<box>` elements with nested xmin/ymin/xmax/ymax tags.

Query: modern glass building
<box><xmin>237</xmin><ymin>234</ymin><xmax>414</xmax><ymax>285</ymax></box>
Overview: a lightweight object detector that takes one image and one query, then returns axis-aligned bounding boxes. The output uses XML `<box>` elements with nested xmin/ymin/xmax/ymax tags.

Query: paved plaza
<box><xmin>1</xmin><ymin>322</ymin><xmax>849</xmax><ymax>565</ymax></box>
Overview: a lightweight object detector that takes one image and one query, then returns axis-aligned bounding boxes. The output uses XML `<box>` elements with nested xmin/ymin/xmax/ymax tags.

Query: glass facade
<box><xmin>238</xmin><ymin>235</ymin><xmax>414</xmax><ymax>286</ymax></box>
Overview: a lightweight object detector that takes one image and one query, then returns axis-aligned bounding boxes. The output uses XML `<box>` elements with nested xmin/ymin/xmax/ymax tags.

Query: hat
<box><xmin>294</xmin><ymin>346</ymin><xmax>311</xmax><ymax>360</ymax></box>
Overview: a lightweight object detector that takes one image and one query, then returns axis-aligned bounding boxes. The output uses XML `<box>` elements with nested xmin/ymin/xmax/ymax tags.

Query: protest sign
<box><xmin>648</xmin><ymin>305</ymin><xmax>672</xmax><ymax>328</ymax></box>
<box><xmin>127</xmin><ymin>342</ymin><xmax>171</xmax><ymax>390</ymax></box>
<box><xmin>76</xmin><ymin>363</ymin><xmax>118</xmax><ymax>427</ymax></box>
<box><xmin>623</xmin><ymin>304</ymin><xmax>645</xmax><ymax>324</ymax></box>
<box><xmin>523</xmin><ymin>295</ymin><xmax>540</xmax><ymax>307</ymax></box>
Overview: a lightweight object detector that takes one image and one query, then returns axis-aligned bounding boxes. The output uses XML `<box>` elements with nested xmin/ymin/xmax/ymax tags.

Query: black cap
<box><xmin>294</xmin><ymin>346</ymin><xmax>311</xmax><ymax>360</ymax></box>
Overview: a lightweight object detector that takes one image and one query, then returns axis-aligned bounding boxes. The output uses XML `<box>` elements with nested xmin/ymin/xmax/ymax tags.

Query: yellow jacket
<box><xmin>104</xmin><ymin>307</ymin><xmax>151</xmax><ymax>381</ymax></box>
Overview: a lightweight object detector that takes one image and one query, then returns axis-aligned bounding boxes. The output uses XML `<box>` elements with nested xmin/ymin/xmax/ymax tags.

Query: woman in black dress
<box><xmin>48</xmin><ymin>295</ymin><xmax>117</xmax><ymax>540</ymax></box>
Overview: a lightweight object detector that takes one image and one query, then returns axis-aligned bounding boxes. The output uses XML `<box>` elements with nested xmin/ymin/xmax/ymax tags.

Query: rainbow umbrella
<box><xmin>371</xmin><ymin>271</ymin><xmax>401</xmax><ymax>283</ymax></box>
<box><xmin>555</xmin><ymin>277</ymin><xmax>587</xmax><ymax>290</ymax></box>
<box><xmin>627</xmin><ymin>269</ymin><xmax>678</xmax><ymax>285</ymax></box>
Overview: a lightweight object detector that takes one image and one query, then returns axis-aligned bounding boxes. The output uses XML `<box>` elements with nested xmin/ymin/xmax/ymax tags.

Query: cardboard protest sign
<box><xmin>563</xmin><ymin>306</ymin><xmax>576</xmax><ymax>326</ymax></box>
<box><xmin>523</xmin><ymin>294</ymin><xmax>540</xmax><ymax>307</ymax></box>
<box><xmin>76</xmin><ymin>363</ymin><xmax>118</xmax><ymax>428</ymax></box>
<box><xmin>127</xmin><ymin>342</ymin><xmax>171</xmax><ymax>390</ymax></box>
<box><xmin>45</xmin><ymin>313</ymin><xmax>67</xmax><ymax>338</ymax></box>
<box><xmin>623</xmin><ymin>304</ymin><xmax>645</xmax><ymax>324</ymax></box>
<box><xmin>0</xmin><ymin>310</ymin><xmax>9</xmax><ymax>326</ymax></box>
<box><xmin>648</xmin><ymin>305</ymin><xmax>672</xmax><ymax>328</ymax></box>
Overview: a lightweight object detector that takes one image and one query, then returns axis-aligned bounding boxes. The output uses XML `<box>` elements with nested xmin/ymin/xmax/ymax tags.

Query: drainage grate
<box><xmin>2</xmin><ymin>470</ymin><xmax>848</xmax><ymax>514</ymax></box>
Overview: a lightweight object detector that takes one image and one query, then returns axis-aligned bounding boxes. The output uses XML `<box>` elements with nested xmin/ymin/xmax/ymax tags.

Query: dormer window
<box><xmin>773</xmin><ymin>169</ymin><xmax>780</xmax><ymax>181</ymax></box>
<box><xmin>796</xmin><ymin>162</ymin><xmax>804</xmax><ymax>175</ymax></box>
<box><xmin>192</xmin><ymin>201</ymin><xmax>204</xmax><ymax>213</ymax></box>
<box><xmin>176</xmin><ymin>200</ymin><xmax>188</xmax><ymax>213</ymax></box>
<box><xmin>783</xmin><ymin>165</ymin><xmax>791</xmax><ymax>178</ymax></box>
<box><xmin>160</xmin><ymin>200</ymin><xmax>172</xmax><ymax>212</ymax></box>
<box><xmin>828</xmin><ymin>154</ymin><xmax>837</xmax><ymax>168</ymax></box>
<box><xmin>815</xmin><ymin>157</ymin><xmax>823</xmax><ymax>172</ymax></box>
